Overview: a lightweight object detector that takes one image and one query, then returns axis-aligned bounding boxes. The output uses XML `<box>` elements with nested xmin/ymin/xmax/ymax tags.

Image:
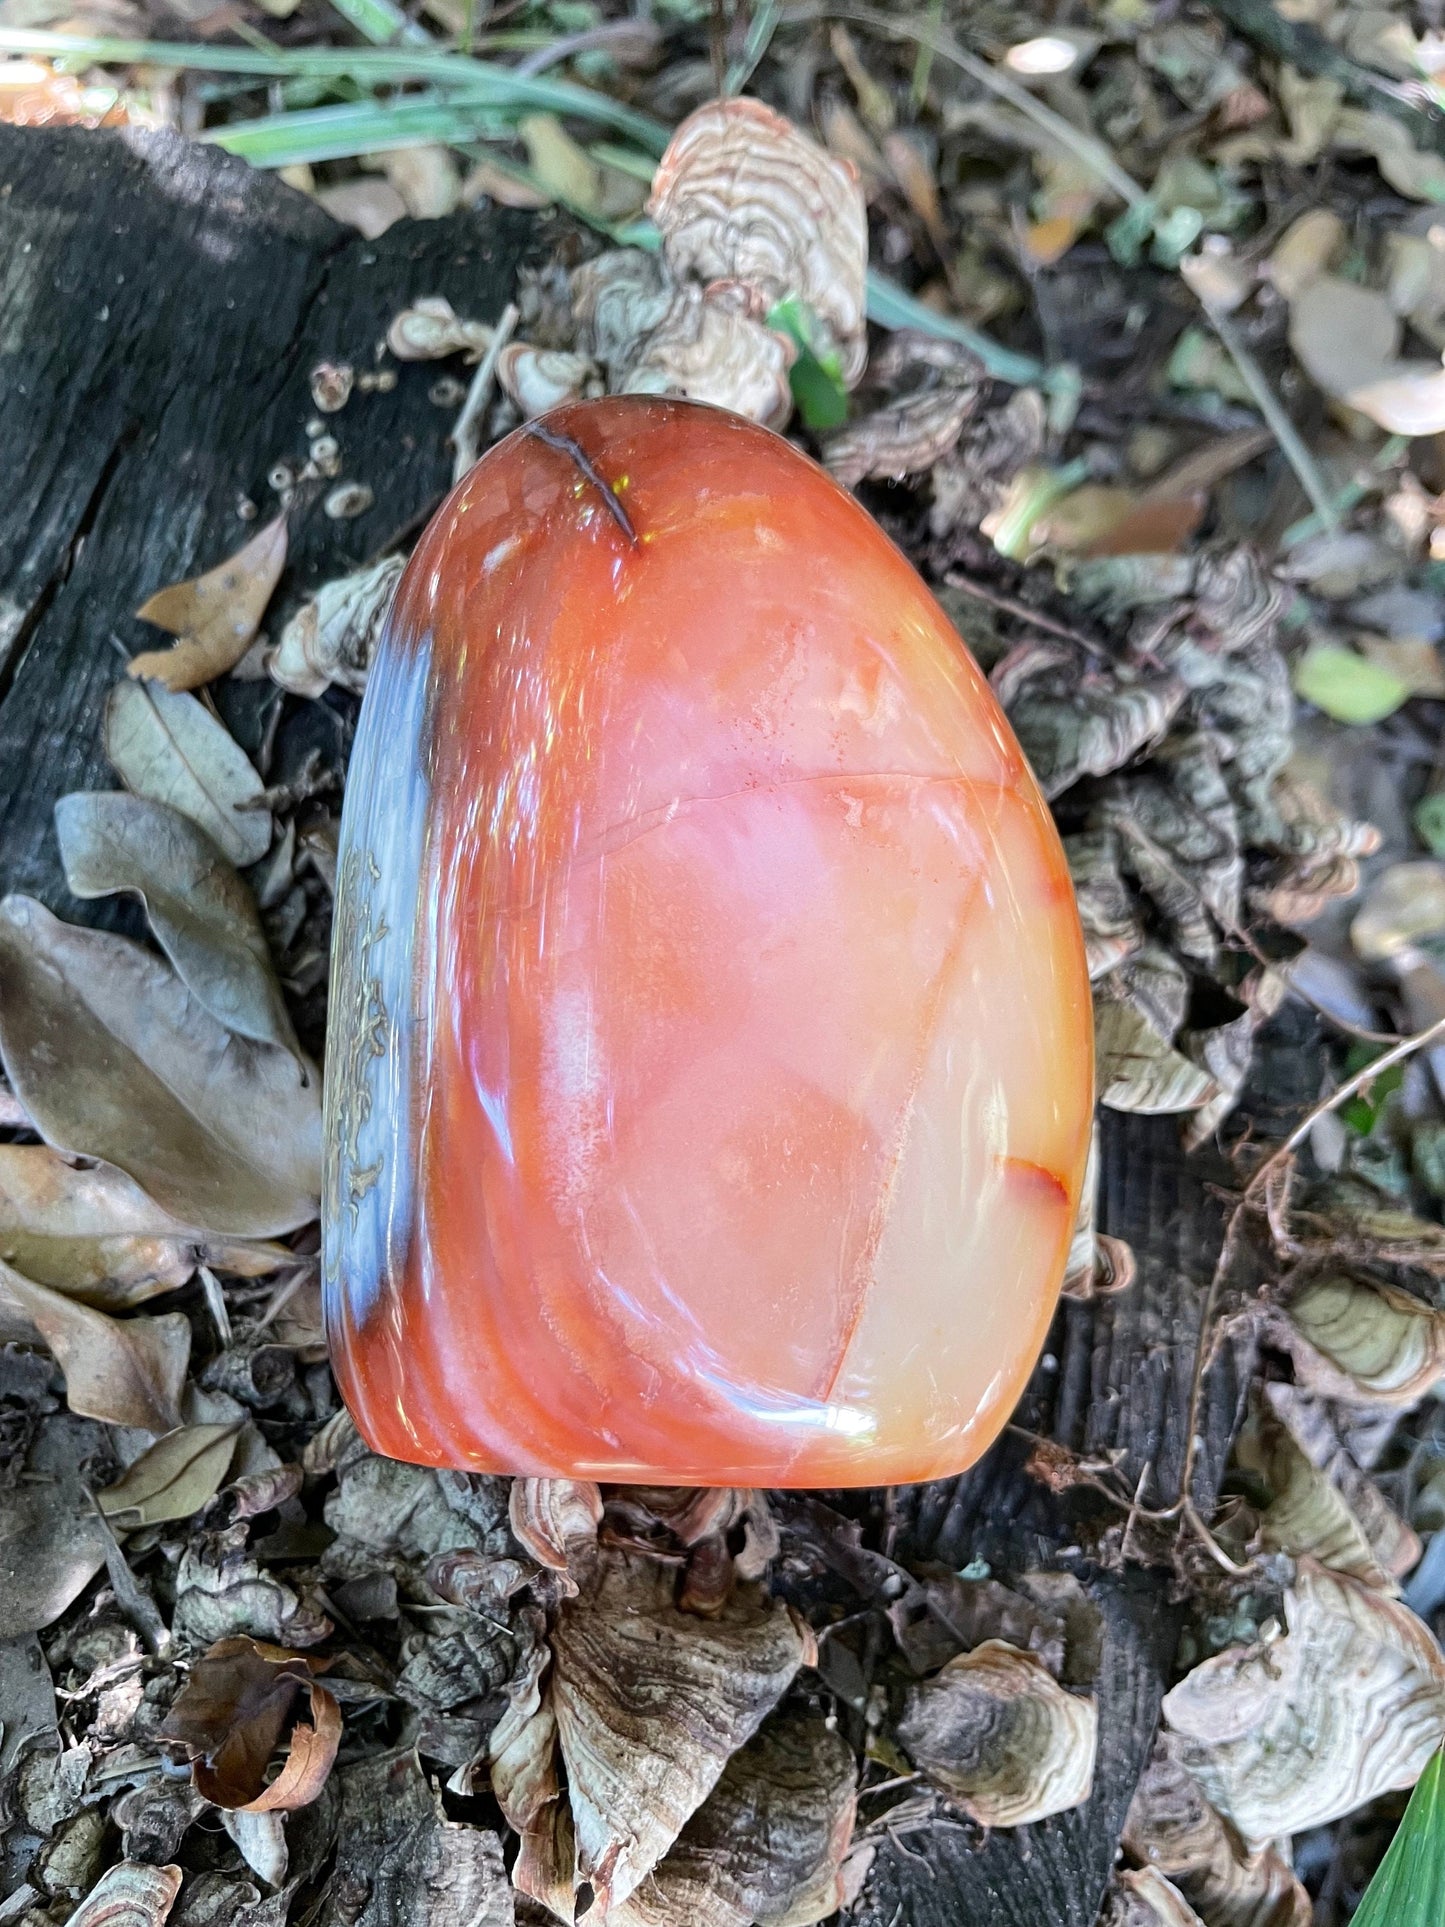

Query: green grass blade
<box><xmin>864</xmin><ymin>270</ymin><xmax>1054</xmax><ymax>389</ymax></box>
<box><xmin>206</xmin><ymin>93</ymin><xmax>509</xmax><ymax>165</ymax></box>
<box><xmin>0</xmin><ymin>27</ymin><xmax>671</xmax><ymax>148</ymax></box>
<box><xmin>1351</xmin><ymin>1749</ymin><xmax>1445</xmax><ymax>1927</ymax></box>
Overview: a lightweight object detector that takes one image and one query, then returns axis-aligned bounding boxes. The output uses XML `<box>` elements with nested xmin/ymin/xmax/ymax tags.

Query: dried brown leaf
<box><xmin>1124</xmin><ymin>1752</ymin><xmax>1311</xmax><ymax>1927</ymax></box>
<box><xmin>610</xmin><ymin>1708</ymin><xmax>856</xmax><ymax>1927</ymax></box>
<box><xmin>1103</xmin><ymin>1868</ymin><xmax>1208</xmax><ymax>1927</ymax></box>
<box><xmin>161</xmin><ymin>1635</ymin><xmax>340</xmax><ymax>1811</ymax></box>
<box><xmin>0</xmin><ymin>1472</ymin><xmax>109</xmax><ymax>1638</ymax></box>
<box><xmin>896</xmin><ymin>1640</ymin><xmax>1097</xmax><ymax>1825</ymax></box>
<box><xmin>1264</xmin><ymin>1383</ymin><xmax>1420</xmax><ymax>1582</ymax></box>
<box><xmin>1273</xmin><ymin>1274</ymin><xmax>1445</xmax><ymax>1404</ymax></box>
<box><xmin>1162</xmin><ymin>1561</ymin><xmax>1445</xmax><ymax>1846</ymax></box>
<box><xmin>1288</xmin><ymin>275</ymin><xmax>1399</xmax><ymax>399</ymax></box>
<box><xmin>68</xmin><ymin>1861</ymin><xmax>183</xmax><ymax>1927</ymax></box>
<box><xmin>0</xmin><ymin>1259</ymin><xmax>188</xmax><ymax>1430</ymax></box>
<box><xmin>549</xmin><ymin>1549</ymin><xmax>810</xmax><ymax>1909</ymax></box>
<box><xmin>105</xmin><ymin>679</ymin><xmax>271</xmax><ymax>868</ymax></box>
<box><xmin>1095</xmin><ymin>954</ymin><xmax>1219</xmax><ymax>1116</ymax></box>
<box><xmin>99</xmin><ymin>1423</ymin><xmax>243</xmax><ymax>1528</ymax></box>
<box><xmin>0</xmin><ymin>1142</ymin><xmax>284</xmax><ymax>1308</ymax></box>
<box><xmin>0</xmin><ymin>896</ymin><xmax>321</xmax><ymax>1238</ymax></box>
<box><xmin>1235</xmin><ymin>1396</ymin><xmax>1413</xmax><ymax>1592</ymax></box>
<box><xmin>268</xmin><ymin>556</ymin><xmax>403</xmax><ymax>701</ymax></box>
<box><xmin>56</xmin><ymin>791</ymin><xmax>298</xmax><ymax>1056</ymax></box>
<box><xmin>130</xmin><ymin>518</ymin><xmax>287</xmax><ymax>691</ymax></box>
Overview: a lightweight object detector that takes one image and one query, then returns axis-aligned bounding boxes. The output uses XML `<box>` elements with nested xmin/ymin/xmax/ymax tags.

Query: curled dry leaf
<box><xmin>497</xmin><ymin>343</ymin><xmax>600</xmax><ymax>418</ymax></box>
<box><xmin>649</xmin><ymin>97</ymin><xmax>869</xmax><ymax>385</ymax></box>
<box><xmin>610</xmin><ymin>1708</ymin><xmax>857</xmax><ymax>1927</ymax></box>
<box><xmin>1062</xmin><ymin>1127</ymin><xmax>1137</xmax><ymax>1302</ymax></box>
<box><xmin>994</xmin><ymin>643</ymin><xmax>1185</xmax><ymax>800</ymax></box>
<box><xmin>1162</xmin><ymin>1561</ymin><xmax>1445</xmax><ymax>1847</ymax></box>
<box><xmin>621</xmin><ymin>283</ymin><xmax>796</xmax><ymax>429</ymax></box>
<box><xmin>99</xmin><ymin>1423</ymin><xmax>242</xmax><ymax>1529</ymax></box>
<box><xmin>56</xmin><ymin>791</ymin><xmax>299</xmax><ymax>1057</ymax></box>
<box><xmin>1125</xmin><ymin>1752</ymin><xmax>1309</xmax><ymax>1927</ymax></box>
<box><xmin>0</xmin><ymin>1259</ymin><xmax>189</xmax><ymax>1431</ymax></box>
<box><xmin>1065</xmin><ymin>831</ymin><xmax>1146</xmax><ymax>979</ymax></box>
<box><xmin>160</xmin><ymin>1635</ymin><xmax>341</xmax><ymax>1811</ymax></box>
<box><xmin>105</xmin><ymin>679</ymin><xmax>272</xmax><ymax>869</ymax></box>
<box><xmin>1103</xmin><ymin>1868</ymin><xmax>1207</xmax><ymax>1927</ymax></box>
<box><xmin>67</xmin><ymin>1861</ymin><xmax>183</xmax><ymax>1927</ymax></box>
<box><xmin>0</xmin><ymin>1142</ymin><xmax>285</xmax><ymax>1309</ymax></box>
<box><xmin>386</xmin><ymin>294</ymin><xmax>493</xmax><ymax>362</ymax></box>
<box><xmin>824</xmin><ymin>341</ymin><xmax>984</xmax><ymax>487</ymax></box>
<box><xmin>1237</xmin><ymin>1393</ymin><xmax>1418</xmax><ymax>1592</ymax></box>
<box><xmin>896</xmin><ymin>1640</ymin><xmax>1097</xmax><ymax>1826</ymax></box>
<box><xmin>510</xmin><ymin>1477</ymin><xmax>603</xmax><ymax>1592</ymax></box>
<box><xmin>545</xmin><ymin>1549</ymin><xmax>810</xmax><ymax>1912</ymax></box>
<box><xmin>1274</xmin><ymin>1274</ymin><xmax>1445</xmax><ymax>1405</ymax></box>
<box><xmin>221</xmin><ymin>1807</ymin><xmax>288</xmax><ymax>1888</ymax></box>
<box><xmin>129</xmin><ymin>518</ymin><xmax>287</xmax><ymax>691</ymax></box>
<box><xmin>1264</xmin><ymin>1383</ymin><xmax>1420</xmax><ymax>1584</ymax></box>
<box><xmin>268</xmin><ymin>555</ymin><xmax>403</xmax><ymax>701</ymax></box>
<box><xmin>0</xmin><ymin>897</ymin><xmax>321</xmax><ymax>1239</ymax></box>
<box><xmin>1094</xmin><ymin>951</ymin><xmax>1219</xmax><ymax>1116</ymax></box>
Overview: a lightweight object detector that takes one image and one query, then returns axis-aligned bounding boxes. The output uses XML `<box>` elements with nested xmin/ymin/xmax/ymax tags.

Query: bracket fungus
<box><xmin>323</xmin><ymin>397</ymin><xmax>1092</xmax><ymax>1484</ymax></box>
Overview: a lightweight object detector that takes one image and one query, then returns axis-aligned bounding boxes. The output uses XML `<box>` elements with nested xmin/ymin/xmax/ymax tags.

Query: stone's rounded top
<box><xmin>324</xmin><ymin>396</ymin><xmax>1093</xmax><ymax>1487</ymax></box>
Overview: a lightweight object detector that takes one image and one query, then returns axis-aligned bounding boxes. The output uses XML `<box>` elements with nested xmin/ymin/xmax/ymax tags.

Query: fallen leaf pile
<box><xmin>18</xmin><ymin>15</ymin><xmax>1445</xmax><ymax>1919</ymax></box>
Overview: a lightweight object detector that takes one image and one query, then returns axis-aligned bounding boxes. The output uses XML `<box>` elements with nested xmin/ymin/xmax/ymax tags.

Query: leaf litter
<box><xmin>23</xmin><ymin>12</ymin><xmax>1445</xmax><ymax>1927</ymax></box>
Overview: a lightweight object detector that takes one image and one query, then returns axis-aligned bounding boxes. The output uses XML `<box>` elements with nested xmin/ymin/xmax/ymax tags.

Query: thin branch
<box><xmin>1201</xmin><ymin>304</ymin><xmax>1340</xmax><ymax>530</ymax></box>
<box><xmin>451</xmin><ymin>301</ymin><xmax>517</xmax><ymax>483</ymax></box>
<box><xmin>1167</xmin><ymin>1011</ymin><xmax>1445</xmax><ymax>1520</ymax></box>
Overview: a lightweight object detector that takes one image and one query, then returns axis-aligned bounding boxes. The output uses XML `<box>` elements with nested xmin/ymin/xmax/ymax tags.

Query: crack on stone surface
<box><xmin>524</xmin><ymin>421</ymin><xmax>640</xmax><ymax>546</ymax></box>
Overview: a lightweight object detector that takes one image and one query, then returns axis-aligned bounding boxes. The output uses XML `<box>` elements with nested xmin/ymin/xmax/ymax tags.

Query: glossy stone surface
<box><xmin>323</xmin><ymin>398</ymin><xmax>1092</xmax><ymax>1485</ymax></box>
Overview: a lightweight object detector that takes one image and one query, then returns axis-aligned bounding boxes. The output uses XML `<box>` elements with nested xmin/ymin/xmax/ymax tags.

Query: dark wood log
<box><xmin>0</xmin><ymin>124</ymin><xmax>1297</xmax><ymax>1927</ymax></box>
<box><xmin>0</xmin><ymin>124</ymin><xmax>535</xmax><ymax>916</ymax></box>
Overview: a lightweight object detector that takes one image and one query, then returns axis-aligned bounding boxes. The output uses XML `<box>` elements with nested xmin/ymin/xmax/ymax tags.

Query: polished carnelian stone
<box><xmin>323</xmin><ymin>398</ymin><xmax>1092</xmax><ymax>1486</ymax></box>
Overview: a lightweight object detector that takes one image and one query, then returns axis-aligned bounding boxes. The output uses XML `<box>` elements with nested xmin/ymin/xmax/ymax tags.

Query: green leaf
<box><xmin>1294</xmin><ymin>643</ymin><xmax>1412</xmax><ymax>725</ymax></box>
<box><xmin>1105</xmin><ymin>198</ymin><xmax>1156</xmax><ymax>268</ymax></box>
<box><xmin>1350</xmin><ymin>1747</ymin><xmax>1445</xmax><ymax>1927</ymax></box>
<box><xmin>1417</xmin><ymin>792</ymin><xmax>1445</xmax><ymax>857</ymax></box>
<box><xmin>767</xmin><ymin>297</ymin><xmax>850</xmax><ymax>432</ymax></box>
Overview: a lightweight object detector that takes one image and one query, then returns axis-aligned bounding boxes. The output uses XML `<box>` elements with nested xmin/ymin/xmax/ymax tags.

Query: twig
<box><xmin>943</xmin><ymin>569</ymin><xmax>1112</xmax><ymax>660</ymax></box>
<box><xmin>1199</xmin><ymin>0</ymin><xmax>1445</xmax><ymax>160</ymax></box>
<box><xmin>451</xmin><ymin>301</ymin><xmax>517</xmax><ymax>483</ymax></box>
<box><xmin>1198</xmin><ymin>303</ymin><xmax>1340</xmax><ymax>530</ymax></box>
<box><xmin>1167</xmin><ymin>1011</ymin><xmax>1445</xmax><ymax>1520</ymax></box>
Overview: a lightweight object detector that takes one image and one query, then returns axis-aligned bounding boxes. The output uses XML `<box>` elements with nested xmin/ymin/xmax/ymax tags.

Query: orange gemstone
<box><xmin>323</xmin><ymin>398</ymin><xmax>1093</xmax><ymax>1485</ymax></box>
